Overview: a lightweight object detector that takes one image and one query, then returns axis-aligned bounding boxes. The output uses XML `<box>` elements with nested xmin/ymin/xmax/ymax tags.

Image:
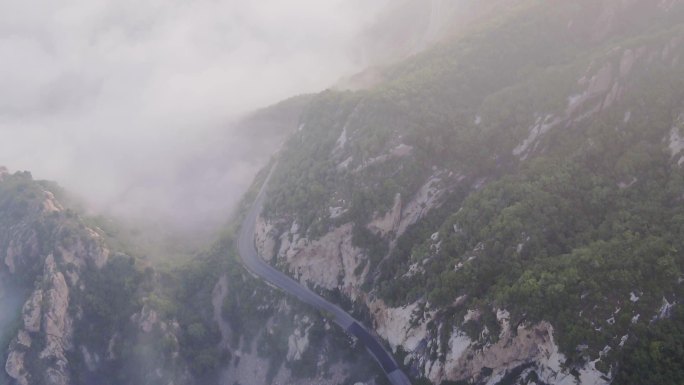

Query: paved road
<box><xmin>237</xmin><ymin>165</ymin><xmax>411</xmax><ymax>385</ymax></box>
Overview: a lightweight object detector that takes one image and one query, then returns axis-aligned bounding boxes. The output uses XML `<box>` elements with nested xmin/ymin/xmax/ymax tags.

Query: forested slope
<box><xmin>254</xmin><ymin>1</ymin><xmax>684</xmax><ymax>384</ymax></box>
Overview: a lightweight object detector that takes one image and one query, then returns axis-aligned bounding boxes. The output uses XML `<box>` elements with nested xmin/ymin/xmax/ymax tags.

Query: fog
<box><xmin>0</xmin><ymin>0</ymin><xmax>501</xmax><ymax>251</ymax></box>
<box><xmin>0</xmin><ymin>0</ymin><xmax>395</xmax><ymax>231</ymax></box>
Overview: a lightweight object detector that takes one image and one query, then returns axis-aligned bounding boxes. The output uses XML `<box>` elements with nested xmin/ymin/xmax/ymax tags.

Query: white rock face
<box><xmin>371</xmin><ymin>301</ymin><xmax>429</xmax><ymax>353</ymax></box>
<box><xmin>22</xmin><ymin>289</ymin><xmax>43</xmax><ymax>333</ymax></box>
<box><xmin>5</xmin><ymin>350</ymin><xmax>28</xmax><ymax>385</ymax></box>
<box><xmin>397</xmin><ymin>174</ymin><xmax>445</xmax><ymax>237</ymax></box>
<box><xmin>41</xmin><ymin>255</ymin><xmax>71</xmax><ymax>342</ymax></box>
<box><xmin>337</xmin><ymin>156</ymin><xmax>354</xmax><ymax>170</ymax></box>
<box><xmin>436</xmin><ymin>322</ymin><xmax>608</xmax><ymax>385</ymax></box>
<box><xmin>669</xmin><ymin>124</ymin><xmax>684</xmax><ymax>165</ymax></box>
<box><xmin>212</xmin><ymin>274</ymin><xmax>232</xmax><ymax>349</ymax></box>
<box><xmin>136</xmin><ymin>306</ymin><xmax>160</xmax><ymax>334</ymax></box>
<box><xmin>16</xmin><ymin>330</ymin><xmax>32</xmax><ymax>348</ymax></box>
<box><xmin>42</xmin><ymin>191</ymin><xmax>64</xmax><ymax>214</ymax></box>
<box><xmin>463</xmin><ymin>309</ymin><xmax>481</xmax><ymax>323</ymax></box>
<box><xmin>274</xmin><ymin>221</ymin><xmax>366</xmax><ymax>293</ymax></box>
<box><xmin>81</xmin><ymin>346</ymin><xmax>100</xmax><ymax>372</ymax></box>
<box><xmin>4</xmin><ymin>238</ymin><xmax>24</xmax><ymax>274</ymax></box>
<box><xmin>329</xmin><ymin>206</ymin><xmax>346</xmax><ymax>219</ymax></box>
<box><xmin>365</xmin><ymin>299</ymin><xmax>604</xmax><ymax>385</ymax></box>
<box><xmin>514</xmin><ymin>46</ymin><xmax>656</xmax><ymax>159</ymax></box>
<box><xmin>514</xmin><ymin>115</ymin><xmax>562</xmax><ymax>157</ymax></box>
<box><xmin>657</xmin><ymin>297</ymin><xmax>675</xmax><ymax>319</ymax></box>
<box><xmin>333</xmin><ymin>126</ymin><xmax>348</xmax><ymax>154</ymax></box>
<box><xmin>287</xmin><ymin>319</ymin><xmax>312</xmax><ymax>362</ymax></box>
<box><xmin>356</xmin><ymin>143</ymin><xmax>414</xmax><ymax>171</ymax></box>
<box><xmin>38</xmin><ymin>255</ymin><xmax>73</xmax><ymax>385</ymax></box>
<box><xmin>255</xmin><ymin>216</ymin><xmax>278</xmax><ymax>261</ymax></box>
<box><xmin>55</xmin><ymin>228</ymin><xmax>110</xmax><ymax>270</ymax></box>
<box><xmin>446</xmin><ymin>331</ymin><xmax>471</xmax><ymax>364</ymax></box>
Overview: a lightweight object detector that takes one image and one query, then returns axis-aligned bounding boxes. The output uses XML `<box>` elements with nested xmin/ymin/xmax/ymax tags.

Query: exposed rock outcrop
<box><xmin>255</xmin><ymin>216</ymin><xmax>278</xmax><ymax>261</ymax></box>
<box><xmin>212</xmin><ymin>274</ymin><xmax>233</xmax><ymax>349</ymax></box>
<box><xmin>516</xmin><ymin>35</ymin><xmax>684</xmax><ymax>161</ymax></box>
<box><xmin>7</xmin><ymin>255</ymin><xmax>75</xmax><ymax>385</ymax></box>
<box><xmin>276</xmin><ymin>222</ymin><xmax>366</xmax><ymax>293</ymax></box>
<box><xmin>38</xmin><ymin>255</ymin><xmax>73</xmax><ymax>385</ymax></box>
<box><xmin>396</xmin><ymin>173</ymin><xmax>448</xmax><ymax>238</ymax></box>
<box><xmin>5</xmin><ymin>350</ymin><xmax>28</xmax><ymax>385</ymax></box>
<box><xmin>669</xmin><ymin>114</ymin><xmax>684</xmax><ymax>165</ymax></box>
<box><xmin>287</xmin><ymin>316</ymin><xmax>312</xmax><ymax>361</ymax></box>
<box><xmin>371</xmin><ymin>301</ymin><xmax>429</xmax><ymax>354</ymax></box>
<box><xmin>0</xmin><ymin>171</ymin><xmax>114</xmax><ymax>385</ymax></box>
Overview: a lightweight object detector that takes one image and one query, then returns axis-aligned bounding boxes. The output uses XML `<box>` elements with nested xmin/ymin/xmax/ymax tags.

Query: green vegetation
<box><xmin>263</xmin><ymin>1</ymin><xmax>684</xmax><ymax>243</ymax></box>
<box><xmin>151</xmin><ymin>235</ymin><xmax>235</xmax><ymax>381</ymax></box>
<box><xmin>613</xmin><ymin>304</ymin><xmax>684</xmax><ymax>385</ymax></box>
<box><xmin>77</xmin><ymin>255</ymin><xmax>146</xmax><ymax>347</ymax></box>
<box><xmin>257</xmin><ymin>0</ymin><xmax>684</xmax><ymax>378</ymax></box>
<box><xmin>375</xmin><ymin>37</ymin><xmax>684</xmax><ymax>364</ymax></box>
<box><xmin>0</xmin><ymin>172</ymin><xmax>40</xmax><ymax>224</ymax></box>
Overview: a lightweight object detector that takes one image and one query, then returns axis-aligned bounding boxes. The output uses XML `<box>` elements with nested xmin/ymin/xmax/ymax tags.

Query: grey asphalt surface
<box><xmin>237</xmin><ymin>165</ymin><xmax>412</xmax><ymax>385</ymax></box>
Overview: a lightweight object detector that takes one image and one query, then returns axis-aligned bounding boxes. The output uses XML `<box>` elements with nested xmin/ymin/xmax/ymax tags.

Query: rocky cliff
<box><xmin>252</xmin><ymin>1</ymin><xmax>684</xmax><ymax>384</ymax></box>
<box><xmin>0</xmin><ymin>171</ymin><xmax>189</xmax><ymax>385</ymax></box>
<box><xmin>0</xmin><ymin>172</ymin><xmax>104</xmax><ymax>385</ymax></box>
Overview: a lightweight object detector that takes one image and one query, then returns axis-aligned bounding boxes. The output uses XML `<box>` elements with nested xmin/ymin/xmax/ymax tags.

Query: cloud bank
<box><xmin>0</xmin><ymin>0</ymin><xmax>388</xmax><ymax>228</ymax></box>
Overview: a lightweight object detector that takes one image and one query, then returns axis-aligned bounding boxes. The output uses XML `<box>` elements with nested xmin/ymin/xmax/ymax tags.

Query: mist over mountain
<box><xmin>2</xmin><ymin>1</ymin><xmax>684</xmax><ymax>385</ymax></box>
<box><xmin>0</xmin><ymin>0</ymin><xmax>474</xmax><ymax>244</ymax></box>
<box><xmin>0</xmin><ymin>0</ymin><xmax>388</xmax><ymax>228</ymax></box>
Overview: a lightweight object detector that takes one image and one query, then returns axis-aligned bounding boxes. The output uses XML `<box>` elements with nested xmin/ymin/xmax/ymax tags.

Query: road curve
<box><xmin>237</xmin><ymin>165</ymin><xmax>412</xmax><ymax>385</ymax></box>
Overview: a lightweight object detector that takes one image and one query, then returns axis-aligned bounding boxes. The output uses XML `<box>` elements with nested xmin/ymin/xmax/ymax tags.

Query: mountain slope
<box><xmin>0</xmin><ymin>169</ymin><xmax>193</xmax><ymax>385</ymax></box>
<box><xmin>0</xmin><ymin>166</ymin><xmax>392</xmax><ymax>385</ymax></box>
<box><xmin>251</xmin><ymin>1</ymin><xmax>684</xmax><ymax>384</ymax></box>
<box><xmin>3</xmin><ymin>1</ymin><xmax>684</xmax><ymax>385</ymax></box>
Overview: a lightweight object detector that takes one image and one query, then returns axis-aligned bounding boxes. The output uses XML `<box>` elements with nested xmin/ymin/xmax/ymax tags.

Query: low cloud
<box><xmin>0</xmin><ymin>0</ymin><xmax>388</xmax><ymax>229</ymax></box>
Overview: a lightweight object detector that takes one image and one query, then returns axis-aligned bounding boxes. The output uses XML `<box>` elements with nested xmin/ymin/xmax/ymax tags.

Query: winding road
<box><xmin>237</xmin><ymin>165</ymin><xmax>412</xmax><ymax>385</ymax></box>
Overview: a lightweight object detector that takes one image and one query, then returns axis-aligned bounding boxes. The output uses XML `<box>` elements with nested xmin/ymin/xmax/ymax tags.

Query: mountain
<box><xmin>0</xmin><ymin>168</ymin><xmax>197</xmax><ymax>385</ymax></box>
<box><xmin>250</xmin><ymin>1</ymin><xmax>684</xmax><ymax>384</ymax></box>
<box><xmin>3</xmin><ymin>1</ymin><xmax>684</xmax><ymax>385</ymax></box>
<box><xmin>0</xmin><ymin>166</ymin><xmax>387</xmax><ymax>385</ymax></box>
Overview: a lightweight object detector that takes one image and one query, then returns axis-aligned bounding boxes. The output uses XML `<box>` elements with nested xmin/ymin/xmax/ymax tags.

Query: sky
<box><xmin>0</xmin><ymin>0</ymin><xmax>390</xmax><ymax>227</ymax></box>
